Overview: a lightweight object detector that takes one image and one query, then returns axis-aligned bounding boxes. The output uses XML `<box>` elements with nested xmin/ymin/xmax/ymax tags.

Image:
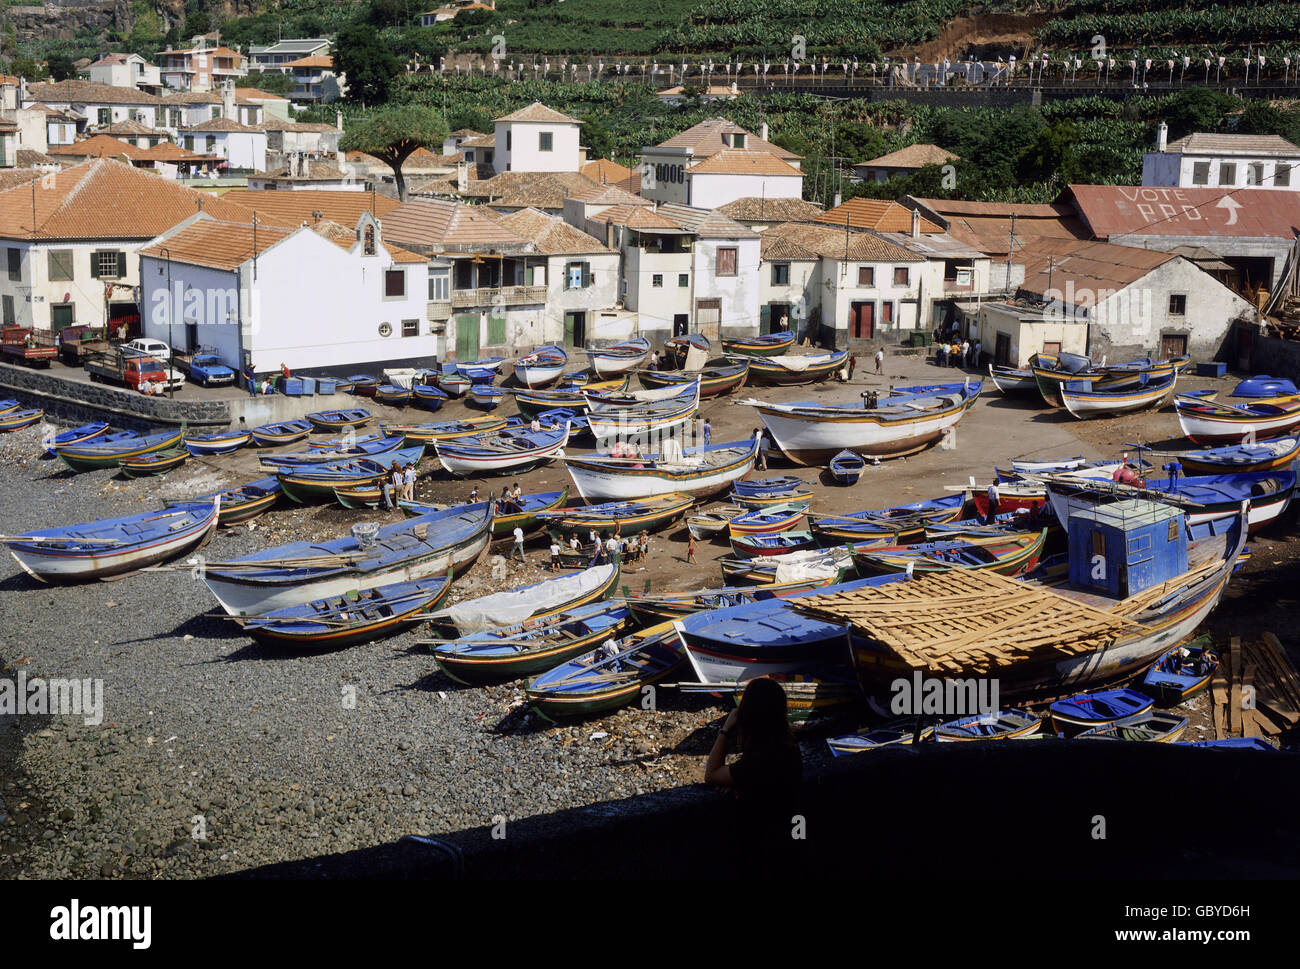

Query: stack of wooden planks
<box><xmin>793</xmin><ymin>569</ymin><xmax>1142</xmax><ymax>674</ymax></box>
<box><xmin>1211</xmin><ymin>633</ymin><xmax>1300</xmax><ymax>739</ymax></box>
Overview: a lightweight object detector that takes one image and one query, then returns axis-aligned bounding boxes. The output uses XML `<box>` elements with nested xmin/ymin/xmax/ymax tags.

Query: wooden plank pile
<box><xmin>793</xmin><ymin>570</ymin><xmax>1141</xmax><ymax>674</ymax></box>
<box><xmin>1211</xmin><ymin>633</ymin><xmax>1300</xmax><ymax>739</ymax></box>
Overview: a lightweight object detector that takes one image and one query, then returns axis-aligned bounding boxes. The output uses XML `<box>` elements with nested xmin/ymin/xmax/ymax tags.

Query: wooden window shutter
<box><xmin>89</xmin><ymin>252</ymin><xmax>100</xmax><ymax>278</ymax></box>
<box><xmin>117</xmin><ymin>251</ymin><xmax>127</xmax><ymax>278</ymax></box>
<box><xmin>581</xmin><ymin>262</ymin><xmax>591</xmax><ymax>288</ymax></box>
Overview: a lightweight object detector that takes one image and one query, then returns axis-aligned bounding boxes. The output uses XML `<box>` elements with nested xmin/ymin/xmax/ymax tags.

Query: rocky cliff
<box><xmin>3</xmin><ymin>0</ymin><xmax>264</xmax><ymax>45</ymax></box>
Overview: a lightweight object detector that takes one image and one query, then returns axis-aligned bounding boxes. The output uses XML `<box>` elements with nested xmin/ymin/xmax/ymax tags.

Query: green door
<box><xmin>563</xmin><ymin>311</ymin><xmax>585</xmax><ymax>347</ymax></box>
<box><xmin>51</xmin><ymin>304</ymin><xmax>75</xmax><ymax>331</ymax></box>
<box><xmin>488</xmin><ymin>314</ymin><xmax>506</xmax><ymax>346</ymax></box>
<box><xmin>456</xmin><ymin>314</ymin><xmax>479</xmax><ymax>359</ymax></box>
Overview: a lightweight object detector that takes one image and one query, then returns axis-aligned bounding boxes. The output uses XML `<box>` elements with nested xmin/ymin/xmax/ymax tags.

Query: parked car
<box><xmin>85</xmin><ymin>349</ymin><xmax>169</xmax><ymax>393</ymax></box>
<box><xmin>121</xmin><ymin>338</ymin><xmax>172</xmax><ymax>361</ymax></box>
<box><xmin>175</xmin><ymin>350</ymin><xmax>237</xmax><ymax>387</ymax></box>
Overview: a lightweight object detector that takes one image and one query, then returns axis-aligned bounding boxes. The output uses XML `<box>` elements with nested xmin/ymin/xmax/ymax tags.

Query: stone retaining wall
<box><xmin>0</xmin><ymin>363</ymin><xmax>230</xmax><ymax>430</ymax></box>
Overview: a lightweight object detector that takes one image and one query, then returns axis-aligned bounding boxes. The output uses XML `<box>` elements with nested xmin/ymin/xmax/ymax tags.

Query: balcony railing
<box><xmin>451</xmin><ymin>285</ymin><xmax>547</xmax><ymax>308</ymax></box>
<box><xmin>427</xmin><ymin>300</ymin><xmax>453</xmax><ymax>320</ymax></box>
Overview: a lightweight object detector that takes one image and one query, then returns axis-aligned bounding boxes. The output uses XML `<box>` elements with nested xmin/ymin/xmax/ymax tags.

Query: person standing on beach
<box><xmin>402</xmin><ymin>463</ymin><xmax>416</xmax><ymax>502</ymax></box>
<box><xmin>244</xmin><ymin>364</ymin><xmax>257</xmax><ymax>397</ymax></box>
<box><xmin>549</xmin><ymin>539</ymin><xmax>560</xmax><ymax>571</ymax></box>
<box><xmin>686</xmin><ymin>535</ymin><xmax>697</xmax><ymax>564</ymax></box>
<box><xmin>874</xmin><ymin>349</ymin><xmax>884</xmax><ymax>374</ymax></box>
<box><xmin>702</xmin><ymin>418</ymin><xmax>712</xmax><ymax>446</ymax></box>
<box><xmin>511</xmin><ymin>525</ymin><xmax>527</xmax><ymax>564</ymax></box>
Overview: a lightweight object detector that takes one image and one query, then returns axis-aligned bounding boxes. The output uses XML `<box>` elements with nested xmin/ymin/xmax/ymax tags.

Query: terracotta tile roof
<box><xmin>493</xmin><ymin>102</ymin><xmax>580</xmax><ymax>124</ymax></box>
<box><xmin>257</xmin><ymin>117</ymin><xmax>339</xmax><ymax>133</ymax></box>
<box><xmin>0</xmin><ymin>118</ymin><xmax>19</xmax><ymax>133</ymax></box>
<box><xmin>586</xmin><ymin>204</ymin><xmax>685</xmax><ymax>231</ymax></box>
<box><xmin>48</xmin><ymin>135</ymin><xmax>149</xmax><ymax>160</ymax></box>
<box><xmin>461</xmin><ymin>169</ymin><xmax>593</xmax><ymax>201</ymax></box>
<box><xmin>140</xmin><ymin>218</ymin><xmax>293</xmax><ymax>271</ymax></box>
<box><xmin>687</xmin><ymin>149</ymin><xmax>803</xmax><ymax>177</ymax></box>
<box><xmin>25</xmin><ymin>80</ymin><xmax>163</xmax><ymax>106</ymax></box>
<box><xmin>26</xmin><ymin>102</ymin><xmax>78</xmax><ymax>121</ymax></box>
<box><xmin>15</xmin><ymin>149</ymin><xmax>58</xmax><ymax>167</ymax></box>
<box><xmin>564</xmin><ymin>181</ymin><xmax>647</xmax><ymax>206</ymax></box>
<box><xmin>499</xmin><ymin>207</ymin><xmax>612</xmax><ymax>254</ymax></box>
<box><xmin>652</xmin><ymin>117</ymin><xmax>800</xmax><ymax>161</ymax></box>
<box><xmin>96</xmin><ymin>119</ymin><xmax>161</xmax><ymax>137</ymax></box>
<box><xmin>907</xmin><ymin>196</ymin><xmax>1090</xmax><ymax>257</ymax></box>
<box><xmin>1063</xmin><ymin>184</ymin><xmax>1300</xmax><ymax>241</ymax></box>
<box><xmin>854</xmin><ymin>143</ymin><xmax>959</xmax><ymax>169</ymax></box>
<box><xmin>234</xmin><ymin>87</ymin><xmax>290</xmax><ymax>102</ymax></box>
<box><xmin>817</xmin><ymin>197</ymin><xmax>944</xmax><ymax>234</ymax></box>
<box><xmin>283</xmin><ymin>55</ymin><xmax>333</xmax><ymax>69</ymax></box>
<box><xmin>0</xmin><ymin>74</ymin><xmax>19</xmax><ymax>86</ymax></box>
<box><xmin>159</xmin><ymin>45</ymin><xmax>243</xmax><ymax>60</ymax></box>
<box><xmin>761</xmin><ymin>221</ymin><xmax>923</xmax><ymax>262</ymax></box>
<box><xmin>0</xmin><ymin>158</ymin><xmax>254</xmax><ymax>241</ymax></box>
<box><xmin>581</xmin><ymin>157</ymin><xmax>638</xmax><ymax>189</ymax></box>
<box><xmin>0</xmin><ymin>170</ymin><xmax>48</xmax><ymax>192</ymax></box>
<box><xmin>383</xmin><ymin>197</ymin><xmax>530</xmax><ymax>252</ymax></box>
<box><xmin>1162</xmin><ymin>133</ymin><xmax>1300</xmax><ymax>156</ymax></box>
<box><xmin>489</xmin><ymin>173</ymin><xmax>602</xmax><ymax>210</ymax></box>
<box><xmin>220</xmin><ymin>189</ymin><xmax>402</xmax><ymax>227</ymax></box>
<box><xmin>1018</xmin><ymin>239</ymin><xmax>1175</xmax><ymax>302</ymax></box>
<box><xmin>138</xmin><ymin>142</ymin><xmax>216</xmax><ymax>162</ymax></box>
<box><xmin>90</xmin><ymin>53</ymin><xmax>148</xmax><ymax>67</ymax></box>
<box><xmin>308</xmin><ymin>220</ymin><xmax>427</xmax><ymax>263</ymax></box>
<box><xmin>659</xmin><ymin>202</ymin><xmax>758</xmax><ymax>238</ymax></box>
<box><xmin>459</xmin><ymin>132</ymin><xmax>495</xmax><ymax>149</ymax></box>
<box><xmin>186</xmin><ymin>116</ymin><xmax>260</xmax><ymax>133</ymax></box>
<box><xmin>716</xmin><ymin>196</ymin><xmax>824</xmax><ymax>222</ymax></box>
<box><xmin>448</xmin><ymin>128</ymin><xmax>484</xmax><ymax>138</ymax></box>
<box><xmin>407</xmin><ymin>175</ymin><xmax>460</xmax><ymax>196</ymax></box>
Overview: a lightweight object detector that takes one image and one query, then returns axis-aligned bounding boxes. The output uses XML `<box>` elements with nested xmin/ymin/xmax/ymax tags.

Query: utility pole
<box><xmin>1006</xmin><ymin>213</ymin><xmax>1016</xmax><ymax>296</ymax></box>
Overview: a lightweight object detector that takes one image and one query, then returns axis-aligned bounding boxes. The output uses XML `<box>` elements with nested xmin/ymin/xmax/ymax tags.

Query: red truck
<box><xmin>1</xmin><ymin>326</ymin><xmax>58</xmax><ymax>368</ymax></box>
<box><xmin>85</xmin><ymin>348</ymin><xmax>169</xmax><ymax>394</ymax></box>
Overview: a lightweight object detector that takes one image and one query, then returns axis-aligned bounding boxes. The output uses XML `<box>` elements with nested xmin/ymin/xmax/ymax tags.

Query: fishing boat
<box><xmin>534</xmin><ymin>408</ymin><xmax>591</xmax><ymax>439</ymax></box>
<box><xmin>183</xmin><ymin>429</ymin><xmax>253</xmax><ymax>456</ymax></box>
<box><xmin>744</xmin><ymin>380</ymin><xmax>982</xmax><ymax>464</ymax></box>
<box><xmin>42</xmin><ymin>422</ymin><xmax>110</xmax><ymax>456</ymax></box>
<box><xmin>537</xmin><ymin>492</ymin><xmax>694</xmax><ymax>539</ymax></box>
<box><xmin>563</xmin><ymin>434</ymin><xmax>760</xmax><ymax>501</ymax></box>
<box><xmin>1060</xmin><ymin>371</ymin><xmax>1177</xmax><ymax>419</ymax></box>
<box><xmin>935</xmin><ymin>710</ymin><xmax>1042</xmax><ymax>741</ymax></box>
<box><xmin>730</xmin><ymin>530</ymin><xmax>818</xmax><ymax>558</ymax></box>
<box><xmin>427</xmin><ymin>563</ymin><xmax>619</xmax><ymax>637</ymax></box>
<box><xmin>987</xmin><ymin>364</ymin><xmax>1037</xmax><ymax>395</ymax></box>
<box><xmin>0</xmin><ymin>409</ymin><xmax>45</xmax><ymax>432</ymax></box>
<box><xmin>829</xmin><ymin>450</ymin><xmax>866</xmax><ymax>484</ymax></box>
<box><xmin>722</xmin><ymin>330</ymin><xmax>794</xmax><ymax>357</ymax></box>
<box><xmin>584</xmin><ymin>337</ymin><xmax>651</xmax><ymax>378</ymax></box>
<box><xmin>381</xmin><ymin>417</ymin><xmax>507</xmax><ymax>445</ymax></box>
<box><xmin>1010</xmin><ymin>456</ymin><xmax>1087</xmax><ymax>473</ymax></box>
<box><xmin>277</xmin><ymin>445</ymin><xmax>424</xmax><ymax>503</ymax></box>
<box><xmin>739</xmin><ymin>350</ymin><xmax>848</xmax><ymax>386</ymax></box>
<box><xmin>1049</xmin><ymin>688</ymin><xmax>1155</xmax><ymax>734</ymax></box>
<box><xmin>663</xmin><ymin>333</ymin><xmax>711</xmax><ymax>367</ymax></box>
<box><xmin>411</xmin><ymin>382</ymin><xmax>448</xmax><ymax>411</ymax></box>
<box><xmin>437</xmin><ymin>372</ymin><xmax>472</xmax><ymax>397</ymax></box>
<box><xmin>259</xmin><ymin>435</ymin><xmax>405</xmax><ymax>468</ymax></box>
<box><xmin>239</xmin><ymin>577</ymin><xmax>452</xmax><ymax>649</ymax></box>
<box><xmin>1075</xmin><ymin>710</ymin><xmax>1189</xmax><ymax>742</ymax></box>
<box><xmin>374</xmin><ymin>384</ymin><xmax>412</xmax><ymax>407</ymax></box>
<box><xmin>1174</xmin><ymin>393</ymin><xmax>1300</xmax><ymax>444</ymax></box>
<box><xmin>1042</xmin><ymin>468</ymin><xmax>1296</xmax><ymax>534</ymax></box>
<box><xmin>201</xmin><ymin>502</ymin><xmax>495</xmax><ymax>615</ymax></box>
<box><xmin>429</xmin><ymin>601</ymin><xmax>632</xmax><ymax>683</ymax></box>
<box><xmin>827</xmin><ymin>720</ymin><xmax>936</xmax><ymax>756</ymax></box>
<box><xmin>719</xmin><ymin>546</ymin><xmax>857</xmax><ymax>586</ymax></box>
<box><xmin>525</xmin><ymin>622</ymin><xmax>685</xmax><ymax>720</ymax></box>
<box><xmin>455</xmin><ymin>357</ymin><xmax>505</xmax><ymax>383</ymax></box>
<box><xmin>851</xmin><ymin>530</ymin><xmax>1048</xmax><ymax>577</ymax></box>
<box><xmin>0</xmin><ymin>399</ymin><xmax>20</xmax><ymax>415</ymax></box>
<box><xmin>1141</xmin><ymin>636</ymin><xmax>1218</xmax><ymax>705</ymax></box>
<box><xmin>467</xmin><ymin>385</ymin><xmax>507</xmax><ymax>411</ymax></box>
<box><xmin>637</xmin><ymin>359</ymin><xmax>749</xmax><ymax>398</ymax></box>
<box><xmin>625</xmin><ymin>577</ymin><xmax>840</xmax><ymax>626</ymax></box>
<box><xmin>733</xmin><ymin>475</ymin><xmax>805</xmax><ymax>497</ymax></box>
<box><xmin>730</xmin><ymin>487</ymin><xmax>815</xmax><ymax>509</ymax></box>
<box><xmin>971</xmin><ymin>480</ymin><xmax>1050</xmax><ymax>520</ymax></box>
<box><xmin>1174</xmin><ymin>436</ymin><xmax>1300</xmax><ymax>474</ymax></box>
<box><xmin>332</xmin><ymin>483</ymin><xmax>408</xmax><ymax>510</ymax></box>
<box><xmin>584</xmin><ymin>380</ymin><xmax>701</xmax><ymax>446</ymax></box>
<box><xmin>120</xmin><ymin>446</ymin><xmax>189</xmax><ymax>476</ymax></box>
<box><xmin>166</xmin><ymin>475</ymin><xmax>282</xmax><ymax>526</ymax></box>
<box><xmin>250</xmin><ymin>419</ymin><xmax>312</xmax><ymax>447</ymax></box>
<box><xmin>57</xmin><ymin>428</ymin><xmax>184</xmax><ymax>473</ymax></box>
<box><xmin>687</xmin><ymin>508</ymin><xmax>736</xmax><ymax>541</ymax></box>
<box><xmin>792</xmin><ymin>500</ymin><xmax>1247</xmax><ymax>702</ymax></box>
<box><xmin>513</xmin><ymin>345</ymin><xmax>569</xmax><ymax>388</ymax></box>
<box><xmin>727</xmin><ymin>502</ymin><xmax>809</xmax><ymax>538</ymax></box>
<box><xmin>1232</xmin><ymin>375</ymin><xmax>1298</xmax><ymax>398</ymax></box>
<box><xmin>306</xmin><ymin>409</ymin><xmax>373</xmax><ymax>432</ymax></box>
<box><xmin>4</xmin><ymin>500</ymin><xmax>219</xmax><ymax>583</ymax></box>
<box><xmin>433</xmin><ymin>423</ymin><xmax>569</xmax><ymax>476</ymax></box>
<box><xmin>405</xmin><ymin>488</ymin><xmax>569</xmax><ymax>538</ymax></box>
<box><xmin>347</xmin><ymin>375</ymin><xmax>378</xmax><ymax>396</ymax></box>
<box><xmin>811</xmin><ymin>493</ymin><xmax>967</xmax><ymax>543</ymax></box>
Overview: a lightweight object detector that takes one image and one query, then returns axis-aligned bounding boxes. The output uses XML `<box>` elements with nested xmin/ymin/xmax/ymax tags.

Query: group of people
<box><xmin>527</xmin><ymin>528</ymin><xmax>651</xmax><ymax>571</ymax></box>
<box><xmin>933</xmin><ymin>328</ymin><xmax>981</xmax><ymax>370</ymax></box>
<box><xmin>385</xmin><ymin>462</ymin><xmax>418</xmax><ymax>507</ymax></box>
<box><xmin>242</xmin><ymin>362</ymin><xmax>293</xmax><ymax>397</ymax></box>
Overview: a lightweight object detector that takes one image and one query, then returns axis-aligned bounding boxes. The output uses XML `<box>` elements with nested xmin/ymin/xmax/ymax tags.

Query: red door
<box><xmin>880</xmin><ymin>302</ymin><xmax>894</xmax><ymax>329</ymax></box>
<box><xmin>851</xmin><ymin>301</ymin><xmax>874</xmax><ymax>339</ymax></box>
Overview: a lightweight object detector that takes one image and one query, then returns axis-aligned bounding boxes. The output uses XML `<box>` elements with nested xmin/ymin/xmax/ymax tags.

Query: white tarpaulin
<box><xmin>432</xmin><ymin>563</ymin><xmax>616</xmax><ymax>633</ymax></box>
<box><xmin>683</xmin><ymin>346</ymin><xmax>710</xmax><ymax>372</ymax></box>
<box><xmin>772</xmin><ymin>547</ymin><xmax>853</xmax><ymax>584</ymax></box>
<box><xmin>383</xmin><ymin>368</ymin><xmax>424</xmax><ymax>389</ymax></box>
<box><xmin>765</xmin><ymin>354</ymin><xmax>837</xmax><ymax>372</ymax></box>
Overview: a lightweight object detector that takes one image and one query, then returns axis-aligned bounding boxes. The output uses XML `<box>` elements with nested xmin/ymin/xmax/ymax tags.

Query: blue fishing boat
<box><xmin>167</xmin><ymin>475</ymin><xmax>282</xmax><ymax>526</ymax></box>
<box><xmin>347</xmin><ymin>375</ymin><xmax>378</xmax><ymax>396</ymax></box>
<box><xmin>730</xmin><ymin>487</ymin><xmax>815</xmax><ymax>509</ymax></box>
<box><xmin>412</xmin><ymin>383</ymin><xmax>448</xmax><ymax>411</ymax></box>
<box><xmin>468</xmin><ymin>385</ymin><xmax>507</xmax><ymax>411</ymax></box>
<box><xmin>4</xmin><ymin>500</ymin><xmax>219</xmax><ymax>582</ymax></box>
<box><xmin>259</xmin><ymin>435</ymin><xmax>405</xmax><ymax>468</ymax></box>
<box><xmin>730</xmin><ymin>530</ymin><xmax>818</xmax><ymax>558</ymax></box>
<box><xmin>56</xmin><ymin>428</ymin><xmax>184</xmax><ymax>472</ymax></box>
<box><xmin>1049</xmin><ymin>688</ymin><xmax>1154</xmax><ymax>734</ymax></box>
<box><xmin>1141</xmin><ymin>637</ymin><xmax>1218</xmax><ymax>705</ymax></box>
<box><xmin>584</xmin><ymin>337</ymin><xmax>651</xmax><ymax>378</ymax></box>
<box><xmin>375</xmin><ymin>384</ymin><xmax>412</xmax><ymax>406</ymax></box>
<box><xmin>1231</xmin><ymin>375</ymin><xmax>1298</xmax><ymax>398</ymax></box>
<box><xmin>0</xmin><ymin>408</ymin><xmax>44</xmax><ymax>432</ymax></box>
<box><xmin>1175</xmin><ymin>436</ymin><xmax>1300</xmax><ymax>474</ymax></box>
<box><xmin>829</xmin><ymin>449</ymin><xmax>866</xmax><ymax>485</ymax></box>
<box><xmin>727</xmin><ymin>502</ymin><xmax>809</xmax><ymax>537</ymax></box>
<box><xmin>277</xmin><ymin>445</ymin><xmax>424</xmax><ymax>502</ymax></box>
<box><xmin>936</xmin><ymin>709</ymin><xmax>1042</xmax><ymax>741</ymax></box>
<box><xmin>201</xmin><ymin>502</ymin><xmax>496</xmax><ymax>615</ymax></box>
<box><xmin>0</xmin><ymin>399</ymin><xmax>21</xmax><ymax>415</ymax></box>
<box><xmin>240</xmin><ymin>577</ymin><xmax>453</xmax><ymax>649</ymax></box>
<box><xmin>456</xmin><ymin>357</ymin><xmax>505</xmax><ymax>383</ymax></box>
<box><xmin>812</xmin><ymin>493</ymin><xmax>967</xmax><ymax>543</ymax></box>
<box><xmin>536</xmin><ymin>492</ymin><xmax>694</xmax><ymax>538</ymax></box>
<box><xmin>427</xmin><ymin>562</ymin><xmax>620</xmax><ymax>638</ymax></box>
<box><xmin>733</xmin><ymin>475</ymin><xmax>805</xmax><ymax>497</ymax></box>
<box><xmin>514</xmin><ymin>345</ymin><xmax>569</xmax><ymax>389</ymax></box>
<box><xmin>827</xmin><ymin>720</ymin><xmax>936</xmax><ymax>756</ymax></box>
<box><xmin>251</xmin><ymin>419</ymin><xmax>312</xmax><ymax>447</ymax></box>
<box><xmin>306</xmin><ymin>409</ymin><xmax>373</xmax><ymax>431</ymax></box>
<box><xmin>434</xmin><ymin>423</ymin><xmax>570</xmax><ymax>476</ymax></box>
<box><xmin>183</xmin><ymin>430</ymin><xmax>253</xmax><ymax>456</ymax></box>
<box><xmin>1075</xmin><ymin>710</ymin><xmax>1189</xmax><ymax>742</ymax></box>
<box><xmin>43</xmin><ymin>422</ymin><xmax>113</xmax><ymax>456</ymax></box>
<box><xmin>534</xmin><ymin>408</ymin><xmax>590</xmax><ymax>438</ymax></box>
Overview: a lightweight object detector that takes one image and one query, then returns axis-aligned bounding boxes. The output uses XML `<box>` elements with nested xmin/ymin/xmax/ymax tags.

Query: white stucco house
<box><xmin>638</xmin><ymin>117</ymin><xmax>801</xmax><ymax>206</ymax></box>
<box><xmin>1142</xmin><ymin>126</ymin><xmax>1300</xmax><ymax>191</ymax></box>
<box><xmin>87</xmin><ymin>53</ymin><xmax>162</xmax><ymax>93</ymax></box>
<box><xmin>138</xmin><ymin>211</ymin><xmax>433</xmax><ymax>373</ymax></box>
<box><xmin>183</xmin><ymin>117</ymin><xmax>268</xmax><ymax>172</ymax></box>
<box><xmin>493</xmin><ymin>102</ymin><xmax>583</xmax><ymax>175</ymax></box>
<box><xmin>22</xmin><ymin>80</ymin><xmax>165</xmax><ymax>131</ymax></box>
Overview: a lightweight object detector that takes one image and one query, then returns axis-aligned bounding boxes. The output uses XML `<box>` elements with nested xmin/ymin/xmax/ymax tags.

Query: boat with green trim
<box><xmin>57</xmin><ymin>428</ymin><xmax>185</xmax><ymax>472</ymax></box>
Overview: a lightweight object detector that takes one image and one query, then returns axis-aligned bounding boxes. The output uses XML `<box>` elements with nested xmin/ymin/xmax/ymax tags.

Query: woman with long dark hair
<box><xmin>704</xmin><ymin>677</ymin><xmax>802</xmax><ymax>804</ymax></box>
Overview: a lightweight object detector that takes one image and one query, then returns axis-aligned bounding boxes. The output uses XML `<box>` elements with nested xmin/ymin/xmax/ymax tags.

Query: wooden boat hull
<box><xmin>731</xmin><ymin>488</ymin><xmax>815</xmax><ymax>509</ymax></box>
<box><xmin>382</xmin><ymin>418</ymin><xmax>508</xmax><ymax>445</ymax></box>
<box><xmin>121</xmin><ymin>447</ymin><xmax>189</xmax><ymax>476</ymax></box>
<box><xmin>427</xmin><ymin>563</ymin><xmax>620</xmax><ymax>639</ymax></box>
<box><xmin>251</xmin><ymin>421</ymin><xmax>312</xmax><ymax>447</ymax></box>
<box><xmin>306</xmin><ymin>410</ymin><xmax>374</xmax><ymax>432</ymax></box>
<box><xmin>936</xmin><ymin>710</ymin><xmax>1042</xmax><ymax>741</ymax></box>
<box><xmin>43</xmin><ymin>422</ymin><xmax>110</xmax><ymax>455</ymax></box>
<box><xmin>376</xmin><ymin>386</ymin><xmax>412</xmax><ymax>406</ymax></box>
<box><xmin>722</xmin><ymin>332</ymin><xmax>794</xmax><ymax>357</ymax></box>
<box><xmin>411</xmin><ymin>385</ymin><xmax>447</xmax><ymax>411</ymax></box>
<box><xmin>1075</xmin><ymin>711</ymin><xmax>1189</xmax><ymax>742</ymax></box>
<box><xmin>434</xmin><ymin>424</ymin><xmax>569</xmax><ymax>476</ymax></box>
<box><xmin>5</xmin><ymin>502</ymin><xmax>218</xmax><ymax>583</ymax></box>
<box><xmin>740</xmin><ymin>351</ymin><xmax>848</xmax><ymax>386</ymax></box>
<box><xmin>184</xmin><ymin>431</ymin><xmax>253</xmax><ymax>456</ymax></box>
<box><xmin>563</xmin><ymin>436</ymin><xmax>759</xmax><ymax>501</ymax></box>
<box><xmin>404</xmin><ymin>488</ymin><xmax>569</xmax><ymax>537</ymax></box>
<box><xmin>241</xmin><ymin>578</ymin><xmax>452</xmax><ymax>649</ymax></box>
<box><xmin>730</xmin><ymin>531</ymin><xmax>818</xmax><ymax>558</ymax></box>
<box><xmin>1061</xmin><ymin>373</ymin><xmax>1176</xmax><ymax>419</ymax></box>
<box><xmin>828</xmin><ymin>721</ymin><xmax>936</xmax><ymax>755</ymax></box>
<box><xmin>1141</xmin><ymin>638</ymin><xmax>1217</xmax><ymax>706</ymax></box>
<box><xmin>1175</xmin><ymin>397</ymin><xmax>1300</xmax><ymax>444</ymax></box>
<box><xmin>727</xmin><ymin>505</ymin><xmax>809</xmax><ymax>538</ymax></box>
<box><xmin>829</xmin><ymin>451</ymin><xmax>866</xmax><ymax>484</ymax></box>
<box><xmin>539</xmin><ymin>492</ymin><xmax>694</xmax><ymax>538</ymax></box>
<box><xmin>57</xmin><ymin>428</ymin><xmax>184</xmax><ymax>472</ymax></box>
<box><xmin>637</xmin><ymin>361</ymin><xmax>749</xmax><ymax>399</ymax></box>
<box><xmin>514</xmin><ymin>347</ymin><xmax>569</xmax><ymax>389</ymax></box>
<box><xmin>626</xmin><ymin>576</ymin><xmax>838</xmax><ymax>626</ymax></box>
<box><xmin>525</xmin><ymin>624</ymin><xmax>684</xmax><ymax>720</ymax></box>
<box><xmin>0</xmin><ymin>409</ymin><xmax>43</xmax><ymax>432</ymax></box>
<box><xmin>1177</xmin><ymin>436</ymin><xmax>1300</xmax><ymax>474</ymax></box>
<box><xmin>852</xmin><ymin>531</ymin><xmax>1047</xmax><ymax>578</ymax></box>
<box><xmin>987</xmin><ymin>364</ymin><xmax>1037</xmax><ymax>395</ymax></box>
<box><xmin>585</xmin><ymin>339</ymin><xmax>651</xmax><ymax>378</ymax></box>
<box><xmin>202</xmin><ymin>505</ymin><xmax>495</xmax><ymax>615</ymax></box>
